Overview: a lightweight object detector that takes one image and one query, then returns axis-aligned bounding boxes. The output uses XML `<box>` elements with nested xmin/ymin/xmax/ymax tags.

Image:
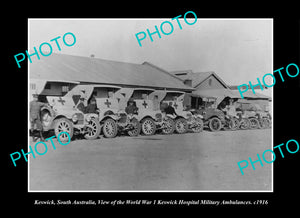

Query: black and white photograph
<box><xmin>27</xmin><ymin>18</ymin><xmax>273</xmax><ymax>192</ymax></box>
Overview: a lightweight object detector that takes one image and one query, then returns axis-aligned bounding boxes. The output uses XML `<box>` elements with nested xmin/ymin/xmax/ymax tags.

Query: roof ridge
<box><xmin>142</xmin><ymin>62</ymin><xmax>186</xmax><ymax>82</ymax></box>
<box><xmin>50</xmin><ymin>52</ymin><xmax>142</xmax><ymax>66</ymax></box>
<box><xmin>30</xmin><ymin>53</ymin><xmax>195</xmax><ymax>91</ymax></box>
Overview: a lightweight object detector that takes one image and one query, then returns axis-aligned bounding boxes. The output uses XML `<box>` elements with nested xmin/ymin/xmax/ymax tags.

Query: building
<box><xmin>229</xmin><ymin>85</ymin><xmax>271</xmax><ymax>112</ymax></box>
<box><xmin>170</xmin><ymin>70</ymin><xmax>238</xmax><ymax>108</ymax></box>
<box><xmin>29</xmin><ymin>53</ymin><xmax>194</xmax><ymax>100</ymax></box>
<box><xmin>171</xmin><ymin>70</ymin><xmax>271</xmax><ymax>112</ymax></box>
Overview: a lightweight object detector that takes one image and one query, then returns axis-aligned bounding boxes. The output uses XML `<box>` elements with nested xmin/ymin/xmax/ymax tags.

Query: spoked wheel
<box><xmin>249</xmin><ymin>117</ymin><xmax>260</xmax><ymax>129</ymax></box>
<box><xmin>191</xmin><ymin>117</ymin><xmax>204</xmax><ymax>133</ymax></box>
<box><xmin>265</xmin><ymin>118</ymin><xmax>272</xmax><ymax>128</ymax></box>
<box><xmin>228</xmin><ymin>117</ymin><xmax>239</xmax><ymax>131</ymax></box>
<box><xmin>141</xmin><ymin>117</ymin><xmax>156</xmax><ymax>135</ymax></box>
<box><xmin>127</xmin><ymin>118</ymin><xmax>141</xmax><ymax>137</ymax></box>
<box><xmin>54</xmin><ymin>118</ymin><xmax>74</xmax><ymax>143</ymax></box>
<box><xmin>161</xmin><ymin>117</ymin><xmax>175</xmax><ymax>135</ymax></box>
<box><xmin>208</xmin><ymin>117</ymin><xmax>222</xmax><ymax>132</ymax></box>
<box><xmin>102</xmin><ymin>118</ymin><xmax>118</xmax><ymax>138</ymax></box>
<box><xmin>84</xmin><ymin>117</ymin><xmax>101</xmax><ymax>140</ymax></box>
<box><xmin>239</xmin><ymin>118</ymin><xmax>250</xmax><ymax>130</ymax></box>
<box><xmin>175</xmin><ymin>118</ymin><xmax>188</xmax><ymax>134</ymax></box>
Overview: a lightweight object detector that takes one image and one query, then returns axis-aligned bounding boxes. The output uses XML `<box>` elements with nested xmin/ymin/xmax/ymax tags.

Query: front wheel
<box><xmin>265</xmin><ymin>118</ymin><xmax>272</xmax><ymax>128</ymax></box>
<box><xmin>84</xmin><ymin>117</ymin><xmax>101</xmax><ymax>140</ymax></box>
<box><xmin>229</xmin><ymin>117</ymin><xmax>239</xmax><ymax>131</ymax></box>
<box><xmin>239</xmin><ymin>118</ymin><xmax>250</xmax><ymax>130</ymax></box>
<box><xmin>208</xmin><ymin>117</ymin><xmax>222</xmax><ymax>132</ymax></box>
<box><xmin>54</xmin><ymin>118</ymin><xmax>74</xmax><ymax>143</ymax></box>
<box><xmin>191</xmin><ymin>117</ymin><xmax>204</xmax><ymax>133</ymax></box>
<box><xmin>259</xmin><ymin>118</ymin><xmax>270</xmax><ymax>129</ymax></box>
<box><xmin>175</xmin><ymin>118</ymin><xmax>188</xmax><ymax>134</ymax></box>
<box><xmin>249</xmin><ymin>117</ymin><xmax>260</xmax><ymax>129</ymax></box>
<box><xmin>141</xmin><ymin>117</ymin><xmax>156</xmax><ymax>135</ymax></box>
<box><xmin>102</xmin><ymin>118</ymin><xmax>118</xmax><ymax>138</ymax></box>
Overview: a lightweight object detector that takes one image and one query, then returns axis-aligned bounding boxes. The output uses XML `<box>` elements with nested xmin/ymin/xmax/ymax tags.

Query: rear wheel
<box><xmin>84</xmin><ymin>117</ymin><xmax>101</xmax><ymax>140</ymax></box>
<box><xmin>161</xmin><ymin>117</ymin><xmax>175</xmax><ymax>135</ymax></box>
<box><xmin>54</xmin><ymin>118</ymin><xmax>74</xmax><ymax>143</ymax></box>
<box><xmin>191</xmin><ymin>117</ymin><xmax>204</xmax><ymax>133</ymax></box>
<box><xmin>141</xmin><ymin>117</ymin><xmax>156</xmax><ymax>135</ymax></box>
<box><xmin>175</xmin><ymin>118</ymin><xmax>188</xmax><ymax>134</ymax></box>
<box><xmin>102</xmin><ymin>118</ymin><xmax>118</xmax><ymax>138</ymax></box>
<box><xmin>249</xmin><ymin>117</ymin><xmax>260</xmax><ymax>129</ymax></box>
<box><xmin>239</xmin><ymin>118</ymin><xmax>250</xmax><ymax>130</ymax></box>
<box><xmin>208</xmin><ymin>117</ymin><xmax>222</xmax><ymax>131</ymax></box>
<box><xmin>229</xmin><ymin>117</ymin><xmax>239</xmax><ymax>130</ymax></box>
<box><xmin>265</xmin><ymin>118</ymin><xmax>272</xmax><ymax>128</ymax></box>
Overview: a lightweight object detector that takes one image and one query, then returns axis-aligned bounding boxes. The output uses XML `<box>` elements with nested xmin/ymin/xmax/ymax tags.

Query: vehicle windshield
<box><xmin>132</xmin><ymin>90</ymin><xmax>152</xmax><ymax>100</ymax></box>
<box><xmin>199</xmin><ymin>98</ymin><xmax>216</xmax><ymax>109</ymax></box>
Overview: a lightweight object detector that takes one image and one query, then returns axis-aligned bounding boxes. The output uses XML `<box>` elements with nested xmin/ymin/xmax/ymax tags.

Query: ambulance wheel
<box><xmin>208</xmin><ymin>117</ymin><xmax>222</xmax><ymax>132</ymax></box>
<box><xmin>239</xmin><ymin>118</ymin><xmax>250</xmax><ymax>130</ymax></box>
<box><xmin>175</xmin><ymin>118</ymin><xmax>188</xmax><ymax>134</ymax></box>
<box><xmin>249</xmin><ymin>118</ymin><xmax>260</xmax><ymax>129</ymax></box>
<box><xmin>54</xmin><ymin>118</ymin><xmax>74</xmax><ymax>143</ymax></box>
<box><xmin>141</xmin><ymin>117</ymin><xmax>156</xmax><ymax>135</ymax></box>
<box><xmin>191</xmin><ymin>118</ymin><xmax>204</xmax><ymax>133</ymax></box>
<box><xmin>266</xmin><ymin>118</ymin><xmax>272</xmax><ymax>128</ymax></box>
<box><xmin>84</xmin><ymin>117</ymin><xmax>101</xmax><ymax>140</ymax></box>
<box><xmin>161</xmin><ymin>117</ymin><xmax>175</xmax><ymax>135</ymax></box>
<box><xmin>102</xmin><ymin>118</ymin><xmax>118</xmax><ymax>138</ymax></box>
<box><xmin>261</xmin><ymin>118</ymin><xmax>270</xmax><ymax>129</ymax></box>
<box><xmin>229</xmin><ymin>117</ymin><xmax>239</xmax><ymax>131</ymax></box>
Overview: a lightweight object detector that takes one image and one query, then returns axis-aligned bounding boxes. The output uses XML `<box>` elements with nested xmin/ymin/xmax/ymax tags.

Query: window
<box><xmin>62</xmin><ymin>85</ymin><xmax>69</xmax><ymax>93</ymax></box>
<box><xmin>30</xmin><ymin>83</ymin><xmax>36</xmax><ymax>90</ymax></box>
<box><xmin>45</xmin><ymin>83</ymin><xmax>51</xmax><ymax>89</ymax></box>
<box><xmin>208</xmin><ymin>78</ymin><xmax>212</xmax><ymax>86</ymax></box>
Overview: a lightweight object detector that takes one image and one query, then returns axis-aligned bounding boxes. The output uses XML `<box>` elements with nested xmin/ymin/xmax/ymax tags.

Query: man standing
<box><xmin>30</xmin><ymin>94</ymin><xmax>48</xmax><ymax>141</ymax></box>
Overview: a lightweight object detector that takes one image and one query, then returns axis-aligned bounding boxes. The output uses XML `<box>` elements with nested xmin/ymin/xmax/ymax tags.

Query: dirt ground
<box><xmin>29</xmin><ymin>129</ymin><xmax>272</xmax><ymax>191</ymax></box>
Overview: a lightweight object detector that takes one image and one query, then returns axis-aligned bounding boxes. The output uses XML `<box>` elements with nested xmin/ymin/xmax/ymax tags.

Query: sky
<box><xmin>29</xmin><ymin>18</ymin><xmax>273</xmax><ymax>97</ymax></box>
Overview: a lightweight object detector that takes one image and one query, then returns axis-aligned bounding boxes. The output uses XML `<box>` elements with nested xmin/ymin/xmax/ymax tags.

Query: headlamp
<box><xmin>72</xmin><ymin>114</ymin><xmax>78</xmax><ymax>123</ymax></box>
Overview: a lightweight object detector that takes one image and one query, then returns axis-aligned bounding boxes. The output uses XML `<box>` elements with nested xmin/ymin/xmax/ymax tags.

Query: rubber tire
<box><xmin>208</xmin><ymin>117</ymin><xmax>222</xmax><ymax>132</ymax></box>
<box><xmin>54</xmin><ymin>118</ymin><xmax>74</xmax><ymax>143</ymax></box>
<box><xmin>102</xmin><ymin>118</ymin><xmax>118</xmax><ymax>138</ymax></box>
<box><xmin>239</xmin><ymin>118</ymin><xmax>250</xmax><ymax>130</ymax></box>
<box><xmin>229</xmin><ymin>117</ymin><xmax>239</xmax><ymax>131</ymax></box>
<box><xmin>265</xmin><ymin>118</ymin><xmax>272</xmax><ymax>128</ymax></box>
<box><xmin>191</xmin><ymin>118</ymin><xmax>204</xmax><ymax>133</ymax></box>
<box><xmin>249</xmin><ymin>117</ymin><xmax>260</xmax><ymax>129</ymax></box>
<box><xmin>141</xmin><ymin>117</ymin><xmax>156</xmax><ymax>136</ymax></box>
<box><xmin>84</xmin><ymin>117</ymin><xmax>101</xmax><ymax>140</ymax></box>
<box><xmin>175</xmin><ymin>118</ymin><xmax>188</xmax><ymax>134</ymax></box>
<box><xmin>161</xmin><ymin>117</ymin><xmax>175</xmax><ymax>135</ymax></box>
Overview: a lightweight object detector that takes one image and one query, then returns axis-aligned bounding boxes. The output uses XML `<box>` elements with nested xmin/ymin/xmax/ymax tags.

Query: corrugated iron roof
<box><xmin>30</xmin><ymin>53</ymin><xmax>194</xmax><ymax>91</ymax></box>
<box><xmin>170</xmin><ymin>70</ymin><xmax>228</xmax><ymax>88</ymax></box>
<box><xmin>230</xmin><ymin>90</ymin><xmax>271</xmax><ymax>100</ymax></box>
